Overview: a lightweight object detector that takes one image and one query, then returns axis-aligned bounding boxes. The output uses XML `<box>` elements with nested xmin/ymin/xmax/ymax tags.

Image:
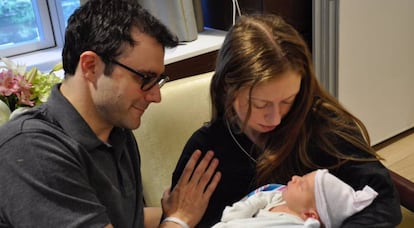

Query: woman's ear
<box><xmin>79</xmin><ymin>51</ymin><xmax>101</xmax><ymax>82</ymax></box>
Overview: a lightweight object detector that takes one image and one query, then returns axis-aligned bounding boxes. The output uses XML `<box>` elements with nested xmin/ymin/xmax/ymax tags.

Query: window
<box><xmin>0</xmin><ymin>0</ymin><xmax>80</xmax><ymax>57</ymax></box>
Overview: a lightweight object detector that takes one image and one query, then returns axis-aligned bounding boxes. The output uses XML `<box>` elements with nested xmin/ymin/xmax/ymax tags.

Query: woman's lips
<box><xmin>260</xmin><ymin>124</ymin><xmax>277</xmax><ymax>131</ymax></box>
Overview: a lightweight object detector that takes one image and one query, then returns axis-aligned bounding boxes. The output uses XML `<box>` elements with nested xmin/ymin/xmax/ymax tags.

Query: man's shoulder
<box><xmin>0</xmin><ymin>108</ymin><xmax>64</xmax><ymax>146</ymax></box>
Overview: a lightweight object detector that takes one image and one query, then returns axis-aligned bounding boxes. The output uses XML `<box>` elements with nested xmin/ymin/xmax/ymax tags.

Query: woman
<box><xmin>171</xmin><ymin>14</ymin><xmax>401</xmax><ymax>227</ymax></box>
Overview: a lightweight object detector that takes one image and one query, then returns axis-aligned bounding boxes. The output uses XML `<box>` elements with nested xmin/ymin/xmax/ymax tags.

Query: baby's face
<box><xmin>282</xmin><ymin>171</ymin><xmax>317</xmax><ymax>213</ymax></box>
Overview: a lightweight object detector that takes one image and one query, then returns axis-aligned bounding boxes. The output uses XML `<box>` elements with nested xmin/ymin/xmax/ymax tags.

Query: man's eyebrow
<box><xmin>139</xmin><ymin>70</ymin><xmax>158</xmax><ymax>78</ymax></box>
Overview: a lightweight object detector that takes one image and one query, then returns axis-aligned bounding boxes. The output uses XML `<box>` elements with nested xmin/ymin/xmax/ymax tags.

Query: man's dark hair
<box><xmin>62</xmin><ymin>0</ymin><xmax>179</xmax><ymax>76</ymax></box>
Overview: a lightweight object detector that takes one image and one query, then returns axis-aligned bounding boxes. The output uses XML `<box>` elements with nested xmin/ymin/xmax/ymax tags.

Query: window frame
<box><xmin>0</xmin><ymin>0</ymin><xmax>60</xmax><ymax>57</ymax></box>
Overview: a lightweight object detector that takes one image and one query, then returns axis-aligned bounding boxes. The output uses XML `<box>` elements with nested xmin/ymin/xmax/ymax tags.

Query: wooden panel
<box><xmin>176</xmin><ymin>0</ymin><xmax>312</xmax><ymax>81</ymax></box>
<box><xmin>201</xmin><ymin>0</ymin><xmax>233</xmax><ymax>30</ymax></box>
<box><xmin>201</xmin><ymin>0</ymin><xmax>263</xmax><ymax>30</ymax></box>
<box><xmin>201</xmin><ymin>0</ymin><xmax>312</xmax><ymax>52</ymax></box>
<box><xmin>164</xmin><ymin>50</ymin><xmax>218</xmax><ymax>81</ymax></box>
<box><xmin>262</xmin><ymin>0</ymin><xmax>313</xmax><ymax>51</ymax></box>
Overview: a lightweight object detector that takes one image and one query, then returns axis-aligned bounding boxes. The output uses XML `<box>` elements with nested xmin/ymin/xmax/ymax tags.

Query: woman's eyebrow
<box><xmin>250</xmin><ymin>96</ymin><xmax>270</xmax><ymax>102</ymax></box>
<box><xmin>285</xmin><ymin>93</ymin><xmax>298</xmax><ymax>100</ymax></box>
<box><xmin>251</xmin><ymin>92</ymin><xmax>298</xmax><ymax>102</ymax></box>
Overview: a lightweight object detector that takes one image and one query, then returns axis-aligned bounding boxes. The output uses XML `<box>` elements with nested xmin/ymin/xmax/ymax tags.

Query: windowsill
<box><xmin>9</xmin><ymin>28</ymin><xmax>226</xmax><ymax>75</ymax></box>
<box><xmin>164</xmin><ymin>28</ymin><xmax>226</xmax><ymax>64</ymax></box>
<box><xmin>9</xmin><ymin>48</ymin><xmax>63</xmax><ymax>73</ymax></box>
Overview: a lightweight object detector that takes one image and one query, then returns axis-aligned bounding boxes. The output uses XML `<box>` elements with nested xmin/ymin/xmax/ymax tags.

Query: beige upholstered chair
<box><xmin>133</xmin><ymin>72</ymin><xmax>213</xmax><ymax>206</ymax></box>
<box><xmin>389</xmin><ymin>170</ymin><xmax>414</xmax><ymax>227</ymax></box>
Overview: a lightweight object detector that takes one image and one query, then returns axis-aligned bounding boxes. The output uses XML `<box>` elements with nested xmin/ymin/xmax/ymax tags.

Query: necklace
<box><xmin>225</xmin><ymin>119</ymin><xmax>257</xmax><ymax>163</ymax></box>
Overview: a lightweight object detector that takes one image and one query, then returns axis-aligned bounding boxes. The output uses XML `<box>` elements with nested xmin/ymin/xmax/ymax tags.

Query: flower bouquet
<box><xmin>0</xmin><ymin>57</ymin><xmax>62</xmax><ymax>124</ymax></box>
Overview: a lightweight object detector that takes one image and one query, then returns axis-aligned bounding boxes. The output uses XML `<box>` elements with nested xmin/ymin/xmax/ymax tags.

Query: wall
<box><xmin>337</xmin><ymin>0</ymin><xmax>414</xmax><ymax>145</ymax></box>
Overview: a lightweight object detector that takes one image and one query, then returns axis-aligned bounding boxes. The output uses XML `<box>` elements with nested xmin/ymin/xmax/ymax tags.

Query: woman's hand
<box><xmin>161</xmin><ymin>150</ymin><xmax>221</xmax><ymax>227</ymax></box>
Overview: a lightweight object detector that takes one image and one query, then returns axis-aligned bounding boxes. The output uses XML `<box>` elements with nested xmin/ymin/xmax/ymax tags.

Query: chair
<box><xmin>133</xmin><ymin>71</ymin><xmax>213</xmax><ymax>206</ymax></box>
<box><xmin>389</xmin><ymin>170</ymin><xmax>414</xmax><ymax>227</ymax></box>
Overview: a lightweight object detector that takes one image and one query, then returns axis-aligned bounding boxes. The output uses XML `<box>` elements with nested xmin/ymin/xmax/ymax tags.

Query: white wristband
<box><xmin>162</xmin><ymin>217</ymin><xmax>190</xmax><ymax>228</ymax></box>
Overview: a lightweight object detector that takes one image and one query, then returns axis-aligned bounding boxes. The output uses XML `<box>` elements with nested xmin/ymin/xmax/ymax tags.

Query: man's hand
<box><xmin>161</xmin><ymin>150</ymin><xmax>221</xmax><ymax>227</ymax></box>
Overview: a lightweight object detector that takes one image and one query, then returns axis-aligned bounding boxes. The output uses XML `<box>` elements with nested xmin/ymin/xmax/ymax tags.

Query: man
<box><xmin>0</xmin><ymin>0</ymin><xmax>220</xmax><ymax>227</ymax></box>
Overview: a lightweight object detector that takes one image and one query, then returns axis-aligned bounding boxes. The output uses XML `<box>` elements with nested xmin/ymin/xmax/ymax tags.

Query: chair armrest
<box><xmin>389</xmin><ymin>169</ymin><xmax>414</xmax><ymax>212</ymax></box>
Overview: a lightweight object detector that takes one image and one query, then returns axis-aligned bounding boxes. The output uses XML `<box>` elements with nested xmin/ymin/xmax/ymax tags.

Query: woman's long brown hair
<box><xmin>210</xmin><ymin>14</ymin><xmax>380</xmax><ymax>186</ymax></box>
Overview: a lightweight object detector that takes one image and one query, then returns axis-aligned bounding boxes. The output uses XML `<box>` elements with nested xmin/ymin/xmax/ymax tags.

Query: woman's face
<box><xmin>233</xmin><ymin>70</ymin><xmax>301</xmax><ymax>138</ymax></box>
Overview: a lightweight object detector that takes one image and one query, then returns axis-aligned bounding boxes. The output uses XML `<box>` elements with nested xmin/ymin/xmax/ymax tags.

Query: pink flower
<box><xmin>0</xmin><ymin>69</ymin><xmax>17</xmax><ymax>96</ymax></box>
<box><xmin>13</xmin><ymin>74</ymin><xmax>34</xmax><ymax>106</ymax></box>
<box><xmin>0</xmin><ymin>68</ymin><xmax>34</xmax><ymax>110</ymax></box>
<box><xmin>0</xmin><ymin>57</ymin><xmax>62</xmax><ymax>112</ymax></box>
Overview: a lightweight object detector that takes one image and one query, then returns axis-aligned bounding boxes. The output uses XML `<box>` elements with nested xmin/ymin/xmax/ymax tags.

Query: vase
<box><xmin>0</xmin><ymin>100</ymin><xmax>11</xmax><ymax>125</ymax></box>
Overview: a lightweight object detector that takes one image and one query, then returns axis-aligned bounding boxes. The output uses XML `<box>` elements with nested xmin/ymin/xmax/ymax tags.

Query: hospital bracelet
<box><xmin>162</xmin><ymin>217</ymin><xmax>190</xmax><ymax>228</ymax></box>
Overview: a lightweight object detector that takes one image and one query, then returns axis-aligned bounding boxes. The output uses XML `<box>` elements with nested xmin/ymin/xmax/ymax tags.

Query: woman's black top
<box><xmin>171</xmin><ymin>117</ymin><xmax>401</xmax><ymax>228</ymax></box>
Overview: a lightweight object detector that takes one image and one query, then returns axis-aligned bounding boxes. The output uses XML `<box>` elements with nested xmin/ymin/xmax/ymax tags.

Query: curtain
<box><xmin>79</xmin><ymin>0</ymin><xmax>203</xmax><ymax>42</ymax></box>
<box><xmin>138</xmin><ymin>0</ymin><xmax>203</xmax><ymax>41</ymax></box>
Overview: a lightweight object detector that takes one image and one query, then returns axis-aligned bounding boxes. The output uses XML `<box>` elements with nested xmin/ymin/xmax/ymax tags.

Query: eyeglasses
<box><xmin>110</xmin><ymin>59</ymin><xmax>169</xmax><ymax>91</ymax></box>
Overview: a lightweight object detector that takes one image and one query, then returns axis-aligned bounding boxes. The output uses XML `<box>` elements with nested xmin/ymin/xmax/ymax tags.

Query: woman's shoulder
<box><xmin>183</xmin><ymin>117</ymin><xmax>234</xmax><ymax>155</ymax></box>
<box><xmin>190</xmin><ymin>118</ymin><xmax>227</xmax><ymax>138</ymax></box>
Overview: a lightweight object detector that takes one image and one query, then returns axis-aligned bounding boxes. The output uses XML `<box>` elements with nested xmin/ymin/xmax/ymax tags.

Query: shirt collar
<box><xmin>45</xmin><ymin>84</ymin><xmax>120</xmax><ymax>151</ymax></box>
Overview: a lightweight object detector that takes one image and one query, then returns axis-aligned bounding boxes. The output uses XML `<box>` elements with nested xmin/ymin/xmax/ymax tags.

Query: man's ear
<box><xmin>79</xmin><ymin>51</ymin><xmax>101</xmax><ymax>82</ymax></box>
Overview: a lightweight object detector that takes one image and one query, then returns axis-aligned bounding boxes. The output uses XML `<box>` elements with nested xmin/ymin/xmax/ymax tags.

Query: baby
<box><xmin>212</xmin><ymin>169</ymin><xmax>378</xmax><ymax>228</ymax></box>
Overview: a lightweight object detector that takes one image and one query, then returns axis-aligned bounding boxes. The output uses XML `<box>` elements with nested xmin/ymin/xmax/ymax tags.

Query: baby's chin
<box><xmin>281</xmin><ymin>186</ymin><xmax>288</xmax><ymax>200</ymax></box>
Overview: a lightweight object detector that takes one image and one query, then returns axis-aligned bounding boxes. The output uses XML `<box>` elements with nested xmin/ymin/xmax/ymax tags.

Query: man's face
<box><xmin>91</xmin><ymin>27</ymin><xmax>165</xmax><ymax>130</ymax></box>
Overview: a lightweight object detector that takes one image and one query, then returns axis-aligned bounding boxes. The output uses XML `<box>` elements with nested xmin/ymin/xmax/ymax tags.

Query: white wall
<box><xmin>338</xmin><ymin>0</ymin><xmax>414</xmax><ymax>145</ymax></box>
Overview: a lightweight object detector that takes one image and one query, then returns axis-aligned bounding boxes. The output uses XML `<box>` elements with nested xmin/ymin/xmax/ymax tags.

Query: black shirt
<box><xmin>172</xmin><ymin>118</ymin><xmax>258</xmax><ymax>227</ymax></box>
<box><xmin>171</xmin><ymin>117</ymin><xmax>401</xmax><ymax>228</ymax></box>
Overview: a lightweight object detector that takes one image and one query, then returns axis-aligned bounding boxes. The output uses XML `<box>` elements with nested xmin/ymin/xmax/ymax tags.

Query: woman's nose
<box><xmin>265</xmin><ymin>104</ymin><xmax>281</xmax><ymax>126</ymax></box>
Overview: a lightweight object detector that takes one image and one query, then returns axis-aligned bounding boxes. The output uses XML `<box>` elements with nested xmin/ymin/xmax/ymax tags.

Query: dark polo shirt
<box><xmin>0</xmin><ymin>84</ymin><xmax>144</xmax><ymax>227</ymax></box>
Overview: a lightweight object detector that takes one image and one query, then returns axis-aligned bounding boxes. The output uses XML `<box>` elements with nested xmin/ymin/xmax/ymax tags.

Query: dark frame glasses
<box><xmin>110</xmin><ymin>59</ymin><xmax>169</xmax><ymax>91</ymax></box>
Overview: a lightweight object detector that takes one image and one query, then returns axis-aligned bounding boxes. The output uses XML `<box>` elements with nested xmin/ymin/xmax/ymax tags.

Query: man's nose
<box><xmin>145</xmin><ymin>85</ymin><xmax>162</xmax><ymax>103</ymax></box>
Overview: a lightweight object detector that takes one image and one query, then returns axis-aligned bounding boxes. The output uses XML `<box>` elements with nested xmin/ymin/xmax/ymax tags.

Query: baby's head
<box><xmin>282</xmin><ymin>169</ymin><xmax>378</xmax><ymax>228</ymax></box>
<box><xmin>281</xmin><ymin>170</ymin><xmax>319</xmax><ymax>221</ymax></box>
